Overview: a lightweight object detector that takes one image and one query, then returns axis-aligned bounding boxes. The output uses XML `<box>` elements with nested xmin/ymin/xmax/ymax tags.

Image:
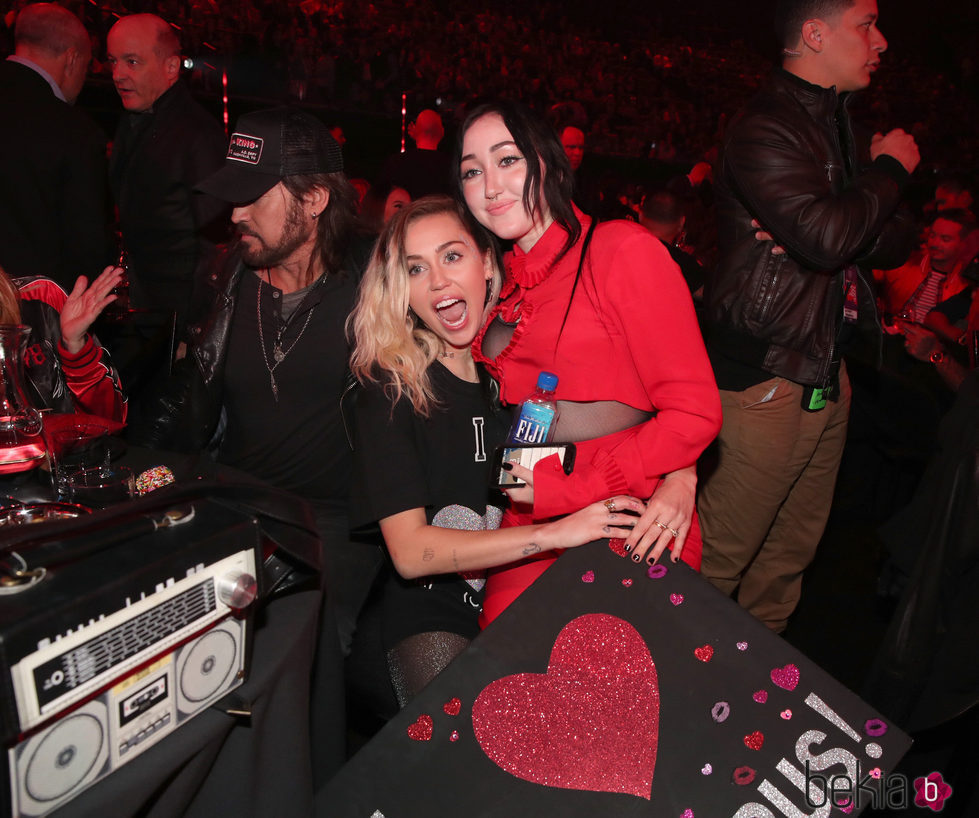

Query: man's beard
<box><xmin>238</xmin><ymin>199</ymin><xmax>314</xmax><ymax>268</ymax></box>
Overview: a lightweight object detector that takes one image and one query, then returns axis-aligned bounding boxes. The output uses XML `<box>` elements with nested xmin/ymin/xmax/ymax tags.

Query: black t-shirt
<box><xmin>217</xmin><ymin>268</ymin><xmax>357</xmax><ymax>511</ymax></box>
<box><xmin>932</xmin><ymin>289</ymin><xmax>972</xmax><ymax>327</ymax></box>
<box><xmin>351</xmin><ymin>362</ymin><xmax>509</xmax><ymax>644</ymax></box>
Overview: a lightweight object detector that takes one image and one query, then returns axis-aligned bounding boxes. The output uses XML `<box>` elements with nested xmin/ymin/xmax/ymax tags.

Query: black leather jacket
<box><xmin>705</xmin><ymin>69</ymin><xmax>914</xmax><ymax>387</ymax></box>
<box><xmin>128</xmin><ymin>254</ymin><xmax>242</xmax><ymax>451</ymax></box>
<box><xmin>130</xmin><ymin>238</ymin><xmax>373</xmax><ymax>452</ymax></box>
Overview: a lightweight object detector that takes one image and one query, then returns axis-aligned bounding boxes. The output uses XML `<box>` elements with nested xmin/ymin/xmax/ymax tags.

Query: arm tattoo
<box><xmin>422</xmin><ymin>547</ymin><xmax>435</xmax><ymax>562</ymax></box>
<box><xmin>522</xmin><ymin>542</ymin><xmax>542</xmax><ymax>556</ymax></box>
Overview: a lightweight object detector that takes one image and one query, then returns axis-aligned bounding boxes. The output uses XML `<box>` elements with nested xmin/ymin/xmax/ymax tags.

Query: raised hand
<box><xmin>60</xmin><ymin>265</ymin><xmax>124</xmax><ymax>354</ymax></box>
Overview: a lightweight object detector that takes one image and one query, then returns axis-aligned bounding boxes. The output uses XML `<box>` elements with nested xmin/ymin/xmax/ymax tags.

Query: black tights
<box><xmin>386</xmin><ymin>631</ymin><xmax>470</xmax><ymax>707</ymax></box>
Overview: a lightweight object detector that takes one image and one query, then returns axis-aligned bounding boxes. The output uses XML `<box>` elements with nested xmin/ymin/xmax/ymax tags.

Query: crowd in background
<box><xmin>2</xmin><ymin>0</ymin><xmax>976</xmax><ymax>170</ymax></box>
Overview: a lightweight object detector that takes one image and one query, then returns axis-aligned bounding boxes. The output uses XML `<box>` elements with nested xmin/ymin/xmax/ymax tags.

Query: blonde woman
<box><xmin>348</xmin><ymin>196</ymin><xmax>642</xmax><ymax>705</ymax></box>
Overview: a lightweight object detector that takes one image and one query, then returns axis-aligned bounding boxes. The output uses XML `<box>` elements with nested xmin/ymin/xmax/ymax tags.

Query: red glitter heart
<box><xmin>743</xmin><ymin>731</ymin><xmax>764</xmax><ymax>751</ymax></box>
<box><xmin>752</xmin><ymin>690</ymin><xmax>768</xmax><ymax>704</ymax></box>
<box><xmin>670</xmin><ymin>593</ymin><xmax>684</xmax><ymax>606</ymax></box>
<box><xmin>472</xmin><ymin>614</ymin><xmax>659</xmax><ymax>799</ymax></box>
<box><xmin>581</xmin><ymin>570</ymin><xmax>595</xmax><ymax>583</ymax></box>
<box><xmin>770</xmin><ymin>663</ymin><xmax>800</xmax><ymax>691</ymax></box>
<box><xmin>694</xmin><ymin>645</ymin><xmax>713</xmax><ymax>662</ymax></box>
<box><xmin>443</xmin><ymin>697</ymin><xmax>461</xmax><ymax>716</ymax></box>
<box><xmin>622</xmin><ymin>578</ymin><xmax>633</xmax><ymax>587</ymax></box>
<box><xmin>407</xmin><ymin>714</ymin><xmax>433</xmax><ymax>741</ymax></box>
<box><xmin>608</xmin><ymin>538</ymin><xmax>629</xmax><ymax>557</ymax></box>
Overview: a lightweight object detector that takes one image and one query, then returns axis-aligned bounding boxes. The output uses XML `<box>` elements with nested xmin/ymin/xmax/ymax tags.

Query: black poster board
<box><xmin>321</xmin><ymin>540</ymin><xmax>911</xmax><ymax>816</ymax></box>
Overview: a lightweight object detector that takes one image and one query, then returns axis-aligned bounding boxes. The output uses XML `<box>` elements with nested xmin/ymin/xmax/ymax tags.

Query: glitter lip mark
<box><xmin>622</xmin><ymin>578</ymin><xmax>633</xmax><ymax>587</ymax></box>
<box><xmin>694</xmin><ymin>645</ymin><xmax>714</xmax><ymax>662</ymax></box>
<box><xmin>443</xmin><ymin>697</ymin><xmax>461</xmax><ymax>716</ymax></box>
<box><xmin>581</xmin><ymin>570</ymin><xmax>595</xmax><ymax>583</ymax></box>
<box><xmin>752</xmin><ymin>690</ymin><xmax>768</xmax><ymax>704</ymax></box>
<box><xmin>733</xmin><ymin>766</ymin><xmax>756</xmax><ymax>786</ymax></box>
<box><xmin>407</xmin><ymin>714</ymin><xmax>433</xmax><ymax>741</ymax></box>
<box><xmin>647</xmin><ymin>564</ymin><xmax>668</xmax><ymax>579</ymax></box>
<box><xmin>472</xmin><ymin>614</ymin><xmax>659</xmax><ymax>800</ymax></box>
<box><xmin>770</xmin><ymin>663</ymin><xmax>800</xmax><ymax>691</ymax></box>
<box><xmin>743</xmin><ymin>731</ymin><xmax>765</xmax><ymax>751</ymax></box>
<box><xmin>864</xmin><ymin>718</ymin><xmax>888</xmax><ymax>737</ymax></box>
<box><xmin>711</xmin><ymin>701</ymin><xmax>730</xmax><ymax>723</ymax></box>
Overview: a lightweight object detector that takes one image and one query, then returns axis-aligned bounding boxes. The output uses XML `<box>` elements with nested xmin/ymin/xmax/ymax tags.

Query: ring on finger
<box><xmin>604</xmin><ymin>499</ymin><xmax>616</xmax><ymax>513</ymax></box>
<box><xmin>668</xmin><ymin>527</ymin><xmax>679</xmax><ymax>538</ymax></box>
<box><xmin>654</xmin><ymin>520</ymin><xmax>669</xmax><ymax>531</ymax></box>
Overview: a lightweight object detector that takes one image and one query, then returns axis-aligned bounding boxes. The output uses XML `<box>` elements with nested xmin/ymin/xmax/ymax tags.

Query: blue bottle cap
<box><xmin>537</xmin><ymin>371</ymin><xmax>558</xmax><ymax>391</ymax></box>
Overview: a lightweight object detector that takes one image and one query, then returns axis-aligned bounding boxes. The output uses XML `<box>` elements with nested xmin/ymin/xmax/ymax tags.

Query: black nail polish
<box><xmin>632</xmin><ymin>553</ymin><xmax>641</xmax><ymax>563</ymax></box>
<box><xmin>502</xmin><ymin>462</ymin><xmax>513</xmax><ymax>471</ymax></box>
<box><xmin>623</xmin><ymin>544</ymin><xmax>632</xmax><ymax>553</ymax></box>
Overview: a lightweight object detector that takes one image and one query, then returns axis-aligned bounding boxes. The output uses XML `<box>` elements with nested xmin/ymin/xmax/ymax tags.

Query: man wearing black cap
<box><xmin>133</xmin><ymin>107</ymin><xmax>380</xmax><ymax>781</ymax></box>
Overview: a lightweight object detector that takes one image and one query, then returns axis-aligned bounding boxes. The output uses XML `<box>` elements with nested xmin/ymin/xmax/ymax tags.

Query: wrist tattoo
<box><xmin>522</xmin><ymin>542</ymin><xmax>542</xmax><ymax>556</ymax></box>
<box><xmin>422</xmin><ymin>547</ymin><xmax>435</xmax><ymax>562</ymax></box>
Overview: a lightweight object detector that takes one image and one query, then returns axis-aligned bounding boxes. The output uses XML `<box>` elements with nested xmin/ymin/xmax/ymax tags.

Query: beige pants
<box><xmin>698</xmin><ymin>366</ymin><xmax>851</xmax><ymax>632</ymax></box>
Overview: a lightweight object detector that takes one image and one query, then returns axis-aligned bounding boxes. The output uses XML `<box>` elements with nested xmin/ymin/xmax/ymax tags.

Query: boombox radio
<box><xmin>0</xmin><ymin>498</ymin><xmax>264</xmax><ymax>817</ymax></box>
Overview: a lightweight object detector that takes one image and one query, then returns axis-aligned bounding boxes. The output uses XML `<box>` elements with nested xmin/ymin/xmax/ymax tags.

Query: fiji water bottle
<box><xmin>508</xmin><ymin>371</ymin><xmax>559</xmax><ymax>444</ymax></box>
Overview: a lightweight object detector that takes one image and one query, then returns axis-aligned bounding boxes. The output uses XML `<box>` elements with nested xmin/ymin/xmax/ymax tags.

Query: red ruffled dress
<box><xmin>473</xmin><ymin>209</ymin><xmax>721</xmax><ymax>626</ymax></box>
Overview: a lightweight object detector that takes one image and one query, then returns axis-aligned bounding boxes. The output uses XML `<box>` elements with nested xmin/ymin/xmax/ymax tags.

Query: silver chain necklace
<box><xmin>256</xmin><ymin>269</ymin><xmax>316</xmax><ymax>401</ymax></box>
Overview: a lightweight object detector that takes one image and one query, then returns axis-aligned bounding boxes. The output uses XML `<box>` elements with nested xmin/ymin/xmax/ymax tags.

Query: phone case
<box><xmin>490</xmin><ymin>444</ymin><xmax>577</xmax><ymax>488</ymax></box>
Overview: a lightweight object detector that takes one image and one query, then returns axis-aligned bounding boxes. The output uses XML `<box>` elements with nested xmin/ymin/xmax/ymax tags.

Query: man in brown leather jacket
<box><xmin>698</xmin><ymin>0</ymin><xmax>920</xmax><ymax>632</ymax></box>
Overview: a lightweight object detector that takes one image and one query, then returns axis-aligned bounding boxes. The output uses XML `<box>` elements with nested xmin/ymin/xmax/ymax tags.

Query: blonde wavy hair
<box><xmin>348</xmin><ymin>196</ymin><xmax>502</xmax><ymax>416</ymax></box>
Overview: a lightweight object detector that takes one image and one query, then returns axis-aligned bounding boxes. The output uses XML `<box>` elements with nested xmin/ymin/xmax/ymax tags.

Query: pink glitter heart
<box><xmin>681</xmin><ymin>811</ymin><xmax>694</xmax><ymax>818</ymax></box>
<box><xmin>743</xmin><ymin>731</ymin><xmax>764</xmax><ymax>751</ymax></box>
<box><xmin>407</xmin><ymin>714</ymin><xmax>433</xmax><ymax>741</ymax></box>
<box><xmin>443</xmin><ymin>697</ymin><xmax>461</xmax><ymax>716</ymax></box>
<box><xmin>622</xmin><ymin>578</ymin><xmax>633</xmax><ymax>587</ymax></box>
<box><xmin>701</xmin><ymin>763</ymin><xmax>712</xmax><ymax>775</ymax></box>
<box><xmin>473</xmin><ymin>614</ymin><xmax>659</xmax><ymax>799</ymax></box>
<box><xmin>752</xmin><ymin>690</ymin><xmax>768</xmax><ymax>704</ymax></box>
<box><xmin>780</xmin><ymin>709</ymin><xmax>792</xmax><ymax>720</ymax></box>
<box><xmin>736</xmin><ymin>641</ymin><xmax>748</xmax><ymax>651</ymax></box>
<box><xmin>581</xmin><ymin>570</ymin><xmax>595</xmax><ymax>583</ymax></box>
<box><xmin>670</xmin><ymin>593</ymin><xmax>684</xmax><ymax>606</ymax></box>
<box><xmin>608</xmin><ymin>538</ymin><xmax>629</xmax><ymax>557</ymax></box>
<box><xmin>694</xmin><ymin>645</ymin><xmax>713</xmax><ymax>662</ymax></box>
<box><xmin>770</xmin><ymin>664</ymin><xmax>800</xmax><ymax>691</ymax></box>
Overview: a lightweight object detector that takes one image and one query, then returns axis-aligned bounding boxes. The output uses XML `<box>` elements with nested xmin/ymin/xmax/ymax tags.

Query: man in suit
<box><xmin>0</xmin><ymin>3</ymin><xmax>111</xmax><ymax>291</ymax></box>
<box><xmin>106</xmin><ymin>13</ymin><xmax>227</xmax><ymax>335</ymax></box>
<box><xmin>105</xmin><ymin>13</ymin><xmax>227</xmax><ymax>401</ymax></box>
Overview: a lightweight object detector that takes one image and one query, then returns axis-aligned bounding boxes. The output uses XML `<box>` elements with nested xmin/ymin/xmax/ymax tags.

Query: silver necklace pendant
<box><xmin>273</xmin><ymin>344</ymin><xmax>285</xmax><ymax>363</ymax></box>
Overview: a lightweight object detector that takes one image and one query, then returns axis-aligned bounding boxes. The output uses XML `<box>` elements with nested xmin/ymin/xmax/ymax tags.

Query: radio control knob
<box><xmin>217</xmin><ymin>571</ymin><xmax>257</xmax><ymax>611</ymax></box>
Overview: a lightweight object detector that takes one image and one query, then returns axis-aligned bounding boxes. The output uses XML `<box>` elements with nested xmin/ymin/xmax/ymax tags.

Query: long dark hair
<box><xmin>282</xmin><ymin>171</ymin><xmax>359</xmax><ymax>277</ymax></box>
<box><xmin>455</xmin><ymin>100</ymin><xmax>581</xmax><ymax>261</ymax></box>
